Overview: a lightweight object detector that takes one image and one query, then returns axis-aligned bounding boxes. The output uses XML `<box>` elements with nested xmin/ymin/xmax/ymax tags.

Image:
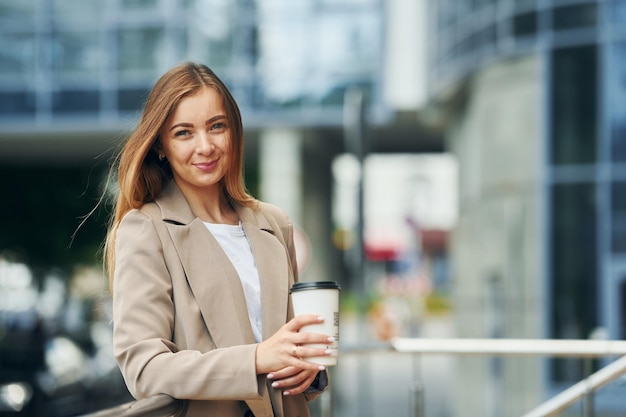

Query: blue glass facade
<box><xmin>0</xmin><ymin>0</ymin><xmax>385</xmax><ymax>130</ymax></box>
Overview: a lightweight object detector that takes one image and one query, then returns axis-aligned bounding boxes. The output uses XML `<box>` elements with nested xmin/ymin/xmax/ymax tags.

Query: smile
<box><xmin>194</xmin><ymin>160</ymin><xmax>219</xmax><ymax>171</ymax></box>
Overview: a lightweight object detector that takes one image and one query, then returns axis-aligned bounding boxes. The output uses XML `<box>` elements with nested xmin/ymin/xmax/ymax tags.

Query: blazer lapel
<box><xmin>167</xmin><ymin>219</ymin><xmax>256</xmax><ymax>347</ymax></box>
<box><xmin>238</xmin><ymin>206</ymin><xmax>290</xmax><ymax>341</ymax></box>
<box><xmin>156</xmin><ymin>182</ymin><xmax>255</xmax><ymax>348</ymax></box>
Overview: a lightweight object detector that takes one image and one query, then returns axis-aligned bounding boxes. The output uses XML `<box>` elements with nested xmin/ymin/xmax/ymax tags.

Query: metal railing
<box><xmin>390</xmin><ymin>337</ymin><xmax>626</xmax><ymax>417</ymax></box>
<box><xmin>391</xmin><ymin>338</ymin><xmax>626</xmax><ymax>357</ymax></box>
<box><xmin>79</xmin><ymin>338</ymin><xmax>626</xmax><ymax>417</ymax></box>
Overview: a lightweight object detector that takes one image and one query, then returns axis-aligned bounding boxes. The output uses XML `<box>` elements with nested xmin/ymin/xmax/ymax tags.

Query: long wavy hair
<box><xmin>104</xmin><ymin>62</ymin><xmax>257</xmax><ymax>290</ymax></box>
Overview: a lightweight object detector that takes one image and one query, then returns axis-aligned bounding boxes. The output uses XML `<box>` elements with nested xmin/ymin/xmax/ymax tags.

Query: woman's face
<box><xmin>159</xmin><ymin>87</ymin><xmax>232</xmax><ymax>196</ymax></box>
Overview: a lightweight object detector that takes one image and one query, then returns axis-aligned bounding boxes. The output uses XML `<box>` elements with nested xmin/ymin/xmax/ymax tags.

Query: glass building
<box><xmin>0</xmin><ymin>0</ymin><xmax>385</xmax><ymax>131</ymax></box>
<box><xmin>426</xmin><ymin>0</ymin><xmax>626</xmax><ymax>415</ymax></box>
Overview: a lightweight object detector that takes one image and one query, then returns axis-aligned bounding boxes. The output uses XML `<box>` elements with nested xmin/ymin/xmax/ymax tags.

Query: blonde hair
<box><xmin>104</xmin><ymin>62</ymin><xmax>256</xmax><ymax>290</ymax></box>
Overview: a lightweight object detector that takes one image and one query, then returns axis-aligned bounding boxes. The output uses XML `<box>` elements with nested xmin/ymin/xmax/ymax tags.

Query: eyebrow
<box><xmin>169</xmin><ymin>115</ymin><xmax>228</xmax><ymax>131</ymax></box>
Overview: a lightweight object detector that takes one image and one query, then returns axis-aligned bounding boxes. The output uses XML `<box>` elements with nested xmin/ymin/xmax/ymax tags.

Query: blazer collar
<box><xmin>154</xmin><ymin>181</ymin><xmax>289</xmax><ymax>346</ymax></box>
<box><xmin>155</xmin><ymin>181</ymin><xmax>199</xmax><ymax>225</ymax></box>
<box><xmin>156</xmin><ymin>181</ymin><xmax>274</xmax><ymax>232</ymax></box>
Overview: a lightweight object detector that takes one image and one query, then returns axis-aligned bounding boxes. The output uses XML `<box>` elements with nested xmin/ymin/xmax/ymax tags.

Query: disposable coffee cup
<box><xmin>290</xmin><ymin>281</ymin><xmax>341</xmax><ymax>366</ymax></box>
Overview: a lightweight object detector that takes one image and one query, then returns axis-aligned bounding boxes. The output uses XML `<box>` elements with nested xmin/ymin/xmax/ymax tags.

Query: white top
<box><xmin>203</xmin><ymin>221</ymin><xmax>262</xmax><ymax>342</ymax></box>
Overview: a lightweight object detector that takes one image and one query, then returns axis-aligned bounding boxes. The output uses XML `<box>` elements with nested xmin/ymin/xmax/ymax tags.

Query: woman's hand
<box><xmin>267</xmin><ymin>366</ymin><xmax>320</xmax><ymax>396</ymax></box>
<box><xmin>255</xmin><ymin>314</ymin><xmax>333</xmax><ymax>394</ymax></box>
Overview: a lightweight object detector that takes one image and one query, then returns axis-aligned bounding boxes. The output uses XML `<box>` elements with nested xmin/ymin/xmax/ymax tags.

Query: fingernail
<box><xmin>271</xmin><ymin>382</ymin><xmax>279</xmax><ymax>388</ymax></box>
<box><xmin>267</xmin><ymin>373</ymin><xmax>274</xmax><ymax>380</ymax></box>
<box><xmin>327</xmin><ymin>336</ymin><xmax>335</xmax><ymax>342</ymax></box>
<box><xmin>283</xmin><ymin>390</ymin><xmax>290</xmax><ymax>396</ymax></box>
<box><xmin>317</xmin><ymin>316</ymin><xmax>324</xmax><ymax>321</ymax></box>
<box><xmin>324</xmin><ymin>349</ymin><xmax>332</xmax><ymax>354</ymax></box>
<box><xmin>318</xmin><ymin>365</ymin><xmax>326</xmax><ymax>371</ymax></box>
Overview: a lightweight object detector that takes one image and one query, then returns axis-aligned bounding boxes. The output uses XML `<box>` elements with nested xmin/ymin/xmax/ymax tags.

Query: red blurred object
<box><xmin>364</xmin><ymin>239</ymin><xmax>403</xmax><ymax>261</ymax></box>
<box><xmin>420</xmin><ymin>229</ymin><xmax>448</xmax><ymax>255</ymax></box>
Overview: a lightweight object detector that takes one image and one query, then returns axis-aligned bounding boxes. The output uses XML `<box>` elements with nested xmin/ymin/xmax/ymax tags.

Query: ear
<box><xmin>152</xmin><ymin>140</ymin><xmax>163</xmax><ymax>158</ymax></box>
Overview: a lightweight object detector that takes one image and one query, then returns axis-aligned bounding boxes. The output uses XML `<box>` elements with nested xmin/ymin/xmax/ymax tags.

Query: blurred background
<box><xmin>1</xmin><ymin>0</ymin><xmax>626</xmax><ymax>416</ymax></box>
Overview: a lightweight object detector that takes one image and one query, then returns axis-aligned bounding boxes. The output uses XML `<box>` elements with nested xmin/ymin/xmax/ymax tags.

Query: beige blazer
<box><xmin>113</xmin><ymin>181</ymin><xmax>325</xmax><ymax>417</ymax></box>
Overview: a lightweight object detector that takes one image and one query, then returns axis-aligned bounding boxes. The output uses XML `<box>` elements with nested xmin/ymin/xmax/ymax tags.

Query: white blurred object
<box><xmin>364</xmin><ymin>153</ymin><xmax>458</xmax><ymax>253</ymax></box>
<box><xmin>0</xmin><ymin>382</ymin><xmax>33</xmax><ymax>412</ymax></box>
<box><xmin>38</xmin><ymin>336</ymin><xmax>93</xmax><ymax>396</ymax></box>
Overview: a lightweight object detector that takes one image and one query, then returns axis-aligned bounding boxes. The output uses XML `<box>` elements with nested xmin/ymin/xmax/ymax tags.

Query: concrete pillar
<box><xmin>383</xmin><ymin>0</ymin><xmax>428</xmax><ymax>110</ymax></box>
<box><xmin>259</xmin><ymin>128</ymin><xmax>302</xmax><ymax>226</ymax></box>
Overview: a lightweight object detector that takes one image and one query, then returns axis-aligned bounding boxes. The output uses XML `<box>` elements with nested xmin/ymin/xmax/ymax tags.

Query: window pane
<box><xmin>0</xmin><ymin>0</ymin><xmax>35</xmax><ymax>26</ymax></box>
<box><xmin>258</xmin><ymin>10</ymin><xmax>380</xmax><ymax>107</ymax></box>
<box><xmin>551</xmin><ymin>46</ymin><xmax>598</xmax><ymax>165</ymax></box>
<box><xmin>0</xmin><ymin>33</ymin><xmax>36</xmax><ymax>79</ymax></box>
<box><xmin>187</xmin><ymin>32</ymin><xmax>233</xmax><ymax>70</ymax></box>
<box><xmin>513</xmin><ymin>12</ymin><xmax>538</xmax><ymax>38</ymax></box>
<box><xmin>0</xmin><ymin>91</ymin><xmax>35</xmax><ymax>115</ymax></box>
<box><xmin>52</xmin><ymin>90</ymin><xmax>100</xmax><ymax>114</ymax></box>
<box><xmin>187</xmin><ymin>0</ymin><xmax>240</xmax><ymax>69</ymax></box>
<box><xmin>472</xmin><ymin>0</ymin><xmax>493</xmax><ymax>9</ymax></box>
<box><xmin>120</xmin><ymin>0</ymin><xmax>158</xmax><ymax>9</ymax></box>
<box><xmin>51</xmin><ymin>31</ymin><xmax>101</xmax><ymax>77</ymax></box>
<box><xmin>118</xmin><ymin>87</ymin><xmax>149</xmax><ymax>112</ymax></box>
<box><xmin>612</xmin><ymin>181</ymin><xmax>626</xmax><ymax>253</ymax></box>
<box><xmin>609</xmin><ymin>42</ymin><xmax>626</xmax><ymax>162</ymax></box>
<box><xmin>118</xmin><ymin>27</ymin><xmax>165</xmax><ymax>75</ymax></box>
<box><xmin>514</xmin><ymin>0</ymin><xmax>537</xmax><ymax>13</ymax></box>
<box><xmin>53</xmin><ymin>0</ymin><xmax>105</xmax><ymax>25</ymax></box>
<box><xmin>550</xmin><ymin>182</ymin><xmax>597</xmax><ymax>382</ymax></box>
<box><xmin>553</xmin><ymin>4</ymin><xmax>597</xmax><ymax>31</ymax></box>
<box><xmin>607</xmin><ymin>0</ymin><xmax>626</xmax><ymax>31</ymax></box>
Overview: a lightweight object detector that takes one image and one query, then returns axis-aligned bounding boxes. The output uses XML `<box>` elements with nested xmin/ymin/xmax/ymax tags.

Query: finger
<box><xmin>282</xmin><ymin>371</ymin><xmax>319</xmax><ymax>396</ymax></box>
<box><xmin>291</xmin><ymin>344</ymin><xmax>332</xmax><ymax>360</ymax></box>
<box><xmin>267</xmin><ymin>366</ymin><xmax>299</xmax><ymax>380</ymax></box>
<box><xmin>268</xmin><ymin>356</ymin><xmax>325</xmax><ymax>382</ymax></box>
<box><xmin>295</xmin><ymin>333</ymin><xmax>335</xmax><ymax>346</ymax></box>
<box><xmin>271</xmin><ymin>368</ymin><xmax>317</xmax><ymax>388</ymax></box>
<box><xmin>286</xmin><ymin>314</ymin><xmax>324</xmax><ymax>331</ymax></box>
<box><xmin>270</xmin><ymin>369</ymin><xmax>309</xmax><ymax>390</ymax></box>
<box><xmin>283</xmin><ymin>380</ymin><xmax>313</xmax><ymax>396</ymax></box>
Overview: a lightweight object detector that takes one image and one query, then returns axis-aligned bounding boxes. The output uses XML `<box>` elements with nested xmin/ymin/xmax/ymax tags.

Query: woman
<box><xmin>104</xmin><ymin>62</ymin><xmax>331</xmax><ymax>417</ymax></box>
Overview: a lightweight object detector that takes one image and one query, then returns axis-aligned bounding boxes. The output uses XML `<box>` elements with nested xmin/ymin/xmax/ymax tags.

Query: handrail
<box><xmin>522</xmin><ymin>354</ymin><xmax>626</xmax><ymax>417</ymax></box>
<box><xmin>391</xmin><ymin>337</ymin><xmax>626</xmax><ymax>357</ymax></box>
<box><xmin>79</xmin><ymin>394</ymin><xmax>184</xmax><ymax>417</ymax></box>
<box><xmin>390</xmin><ymin>337</ymin><xmax>626</xmax><ymax>417</ymax></box>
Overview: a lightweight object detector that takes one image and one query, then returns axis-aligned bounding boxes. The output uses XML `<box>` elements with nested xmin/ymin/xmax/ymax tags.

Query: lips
<box><xmin>194</xmin><ymin>159</ymin><xmax>219</xmax><ymax>171</ymax></box>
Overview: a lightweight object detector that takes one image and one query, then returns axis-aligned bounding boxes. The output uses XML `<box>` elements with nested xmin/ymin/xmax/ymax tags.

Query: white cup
<box><xmin>290</xmin><ymin>281</ymin><xmax>341</xmax><ymax>366</ymax></box>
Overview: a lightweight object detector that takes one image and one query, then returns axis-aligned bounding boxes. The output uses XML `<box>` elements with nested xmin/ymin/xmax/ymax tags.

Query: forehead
<box><xmin>169</xmin><ymin>87</ymin><xmax>225</xmax><ymax>121</ymax></box>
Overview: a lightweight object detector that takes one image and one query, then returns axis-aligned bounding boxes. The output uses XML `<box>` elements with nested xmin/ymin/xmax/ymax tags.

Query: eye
<box><xmin>210</xmin><ymin>121</ymin><xmax>227</xmax><ymax>132</ymax></box>
<box><xmin>174</xmin><ymin>129</ymin><xmax>191</xmax><ymax>137</ymax></box>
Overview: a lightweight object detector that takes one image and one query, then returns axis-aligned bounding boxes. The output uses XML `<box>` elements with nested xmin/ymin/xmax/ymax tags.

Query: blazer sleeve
<box><xmin>112</xmin><ymin>209</ymin><xmax>262</xmax><ymax>401</ymax></box>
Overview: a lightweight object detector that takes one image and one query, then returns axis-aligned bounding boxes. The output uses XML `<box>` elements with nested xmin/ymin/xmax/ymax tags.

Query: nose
<box><xmin>196</xmin><ymin>132</ymin><xmax>215</xmax><ymax>154</ymax></box>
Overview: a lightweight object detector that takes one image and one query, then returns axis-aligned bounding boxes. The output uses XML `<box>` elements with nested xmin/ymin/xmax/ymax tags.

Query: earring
<box><xmin>158</xmin><ymin>154</ymin><xmax>165</xmax><ymax>161</ymax></box>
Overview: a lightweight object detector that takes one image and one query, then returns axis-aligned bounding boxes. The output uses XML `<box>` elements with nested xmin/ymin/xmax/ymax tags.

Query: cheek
<box><xmin>218</xmin><ymin>134</ymin><xmax>232</xmax><ymax>152</ymax></box>
<box><xmin>167</xmin><ymin>142</ymin><xmax>189</xmax><ymax>159</ymax></box>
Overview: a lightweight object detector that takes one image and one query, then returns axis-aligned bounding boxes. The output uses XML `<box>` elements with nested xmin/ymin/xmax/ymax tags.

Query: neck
<box><xmin>177</xmin><ymin>183</ymin><xmax>239</xmax><ymax>225</ymax></box>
